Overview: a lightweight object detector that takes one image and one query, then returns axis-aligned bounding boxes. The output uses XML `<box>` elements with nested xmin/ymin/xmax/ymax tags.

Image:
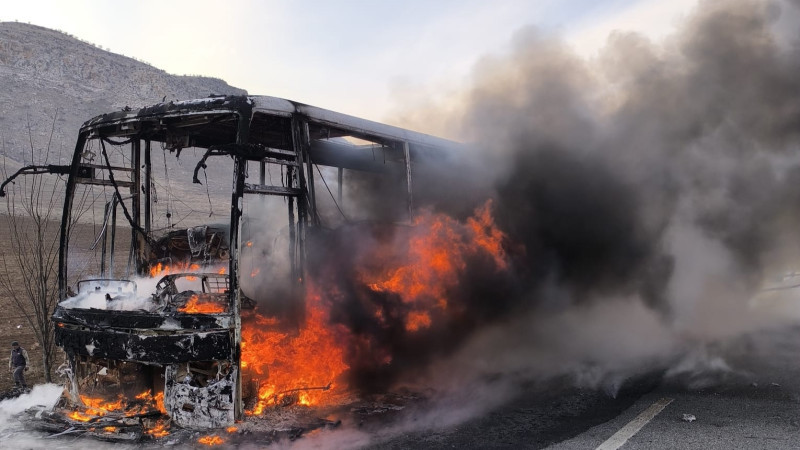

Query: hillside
<box><xmin>0</xmin><ymin>21</ymin><xmax>247</xmax><ymax>164</ymax></box>
<box><xmin>0</xmin><ymin>23</ymin><xmax>249</xmax><ymax>389</ymax></box>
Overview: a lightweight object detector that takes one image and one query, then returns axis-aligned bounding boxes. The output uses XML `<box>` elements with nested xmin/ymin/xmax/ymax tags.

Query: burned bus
<box><xmin>1</xmin><ymin>95</ymin><xmax>458</xmax><ymax>439</ymax></box>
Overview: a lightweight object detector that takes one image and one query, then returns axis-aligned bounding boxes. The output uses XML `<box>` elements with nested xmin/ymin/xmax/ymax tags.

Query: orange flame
<box><xmin>150</xmin><ymin>262</ymin><xmax>202</xmax><ymax>278</ymax></box>
<box><xmin>405</xmin><ymin>310</ymin><xmax>432</xmax><ymax>332</ymax></box>
<box><xmin>80</xmin><ymin>394</ymin><xmax>125</xmax><ymax>412</ymax></box>
<box><xmin>242</xmin><ymin>285</ymin><xmax>349</xmax><ymax>415</ymax></box>
<box><xmin>237</xmin><ymin>200</ymin><xmax>508</xmax><ymax>413</ymax></box>
<box><xmin>362</xmin><ymin>199</ymin><xmax>508</xmax><ymax>332</ymax></box>
<box><xmin>154</xmin><ymin>391</ymin><xmax>165</xmax><ymax>413</ymax></box>
<box><xmin>134</xmin><ymin>390</ymin><xmax>166</xmax><ymax>414</ymax></box>
<box><xmin>68</xmin><ymin>391</ymin><xmax>165</xmax><ymax>423</ymax></box>
<box><xmin>68</xmin><ymin>410</ymin><xmax>95</xmax><ymax>422</ymax></box>
<box><xmin>146</xmin><ymin>421</ymin><xmax>170</xmax><ymax>438</ymax></box>
<box><xmin>467</xmin><ymin>200</ymin><xmax>509</xmax><ymax>270</ymax></box>
<box><xmin>178</xmin><ymin>294</ymin><xmax>226</xmax><ymax>314</ymax></box>
<box><xmin>198</xmin><ymin>435</ymin><xmax>225</xmax><ymax>445</ymax></box>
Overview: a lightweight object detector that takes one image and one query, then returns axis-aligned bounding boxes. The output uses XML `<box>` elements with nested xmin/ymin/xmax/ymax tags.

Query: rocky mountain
<box><xmin>0</xmin><ymin>21</ymin><xmax>247</xmax><ymax>164</ymax></box>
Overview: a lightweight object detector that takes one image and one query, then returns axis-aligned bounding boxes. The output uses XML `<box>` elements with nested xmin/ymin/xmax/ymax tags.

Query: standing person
<box><xmin>9</xmin><ymin>341</ymin><xmax>29</xmax><ymax>389</ymax></box>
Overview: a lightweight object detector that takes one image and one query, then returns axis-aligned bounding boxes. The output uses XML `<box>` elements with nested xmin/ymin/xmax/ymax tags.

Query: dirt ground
<box><xmin>0</xmin><ymin>213</ymin><xmax>49</xmax><ymax>391</ymax></box>
<box><xmin>0</xmin><ymin>213</ymin><xmax>123</xmax><ymax>392</ymax></box>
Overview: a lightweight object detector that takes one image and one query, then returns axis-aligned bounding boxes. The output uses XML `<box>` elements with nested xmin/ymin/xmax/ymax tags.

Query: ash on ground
<box><xmin>237</xmin><ymin>389</ymin><xmax>427</xmax><ymax>443</ymax></box>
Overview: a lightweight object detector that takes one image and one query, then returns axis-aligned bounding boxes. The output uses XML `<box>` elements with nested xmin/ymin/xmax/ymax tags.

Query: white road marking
<box><xmin>595</xmin><ymin>397</ymin><xmax>674</xmax><ymax>450</ymax></box>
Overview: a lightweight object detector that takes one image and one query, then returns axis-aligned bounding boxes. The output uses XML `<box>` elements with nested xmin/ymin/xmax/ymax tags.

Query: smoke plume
<box><xmin>304</xmin><ymin>0</ymin><xmax>800</xmax><ymax>399</ymax></box>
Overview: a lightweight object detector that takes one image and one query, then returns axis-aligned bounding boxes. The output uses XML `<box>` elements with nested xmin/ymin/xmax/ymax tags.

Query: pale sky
<box><xmin>1</xmin><ymin>0</ymin><xmax>698</xmax><ymax>122</ymax></box>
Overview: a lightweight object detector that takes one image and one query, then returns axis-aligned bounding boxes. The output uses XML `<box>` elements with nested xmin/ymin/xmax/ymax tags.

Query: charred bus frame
<box><xmin>1</xmin><ymin>95</ymin><xmax>456</xmax><ymax>431</ymax></box>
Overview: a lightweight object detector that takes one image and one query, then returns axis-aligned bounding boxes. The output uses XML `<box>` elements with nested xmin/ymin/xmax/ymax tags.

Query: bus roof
<box><xmin>81</xmin><ymin>94</ymin><xmax>459</xmax><ymax>151</ymax></box>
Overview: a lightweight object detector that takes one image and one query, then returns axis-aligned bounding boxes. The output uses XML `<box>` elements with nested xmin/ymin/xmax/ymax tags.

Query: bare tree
<box><xmin>0</xmin><ymin>115</ymin><xmax>64</xmax><ymax>383</ymax></box>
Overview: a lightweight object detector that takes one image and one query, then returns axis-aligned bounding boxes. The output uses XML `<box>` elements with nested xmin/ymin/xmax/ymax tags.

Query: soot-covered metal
<box><xmin>4</xmin><ymin>95</ymin><xmax>458</xmax><ymax>442</ymax></box>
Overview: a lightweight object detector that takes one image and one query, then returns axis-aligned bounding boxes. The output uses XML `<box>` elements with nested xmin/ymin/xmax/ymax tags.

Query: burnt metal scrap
<box><xmin>164</xmin><ymin>363</ymin><xmax>236</xmax><ymax>430</ymax></box>
<box><xmin>52</xmin><ymin>303</ymin><xmax>227</xmax><ymax>330</ymax></box>
<box><xmin>55</xmin><ymin>327</ymin><xmax>232</xmax><ymax>362</ymax></box>
<box><xmin>150</xmin><ymin>226</ymin><xmax>230</xmax><ymax>265</ymax></box>
<box><xmin>2</xmin><ymin>94</ymin><xmax>458</xmax><ymax>441</ymax></box>
<box><xmin>21</xmin><ymin>406</ymin><xmax>150</xmax><ymax>442</ymax></box>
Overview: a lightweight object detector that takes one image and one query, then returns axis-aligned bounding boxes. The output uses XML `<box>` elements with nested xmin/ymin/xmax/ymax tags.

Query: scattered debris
<box><xmin>682</xmin><ymin>414</ymin><xmax>697</xmax><ymax>423</ymax></box>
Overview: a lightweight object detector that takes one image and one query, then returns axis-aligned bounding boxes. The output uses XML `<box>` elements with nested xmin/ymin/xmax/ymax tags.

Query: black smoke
<box><xmin>308</xmin><ymin>0</ymin><xmax>800</xmax><ymax>392</ymax></box>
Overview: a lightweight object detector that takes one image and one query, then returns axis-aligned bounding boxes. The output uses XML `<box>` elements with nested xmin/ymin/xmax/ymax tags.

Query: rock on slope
<box><xmin>0</xmin><ymin>21</ymin><xmax>247</xmax><ymax>163</ymax></box>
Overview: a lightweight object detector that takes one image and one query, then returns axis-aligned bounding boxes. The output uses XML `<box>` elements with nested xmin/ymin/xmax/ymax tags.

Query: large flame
<box><xmin>242</xmin><ymin>284</ymin><xmax>350</xmax><ymax>414</ymax></box>
<box><xmin>361</xmin><ymin>199</ymin><xmax>509</xmax><ymax>332</ymax></box>
<box><xmin>239</xmin><ymin>200</ymin><xmax>509</xmax><ymax>411</ymax></box>
<box><xmin>66</xmin><ymin>392</ymin><xmax>169</xmax><ymax>439</ymax></box>
<box><xmin>66</xmin><ymin>391</ymin><xmax>166</xmax><ymax>432</ymax></box>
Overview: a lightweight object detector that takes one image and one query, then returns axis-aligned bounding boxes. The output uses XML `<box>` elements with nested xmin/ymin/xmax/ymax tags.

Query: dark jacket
<box><xmin>9</xmin><ymin>347</ymin><xmax>29</xmax><ymax>368</ymax></box>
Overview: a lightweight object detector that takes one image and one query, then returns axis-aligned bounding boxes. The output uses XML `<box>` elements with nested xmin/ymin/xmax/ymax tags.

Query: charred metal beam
<box><xmin>288</xmin><ymin>165</ymin><xmax>298</xmax><ymax>282</ymax></box>
<box><xmin>144</xmin><ymin>141</ymin><xmax>152</xmax><ymax>234</ymax></box>
<box><xmin>55</xmin><ymin>327</ymin><xmax>232</xmax><ymax>363</ymax></box>
<box><xmin>59</xmin><ymin>133</ymin><xmax>88</xmax><ymax>301</ymax></box>
<box><xmin>192</xmin><ymin>143</ymin><xmax>296</xmax><ymax>184</ymax></box>
<box><xmin>291</xmin><ymin>117</ymin><xmax>309</xmax><ymax>279</ymax></box>
<box><xmin>301</xmin><ymin>121</ymin><xmax>319</xmax><ymax>226</ymax></box>
<box><xmin>99</xmin><ymin>199</ymin><xmax>116</xmax><ymax>277</ymax></box>
<box><xmin>131</xmin><ymin>140</ymin><xmax>141</xmax><ymax>277</ymax></box>
<box><xmin>99</xmin><ymin>139</ymin><xmax>155</xmax><ymax>249</ymax></box>
<box><xmin>52</xmin><ymin>306</ymin><xmax>232</xmax><ymax>330</ymax></box>
<box><xmin>337</xmin><ymin>167</ymin><xmax>343</xmax><ymax>204</ymax></box>
<box><xmin>109</xmin><ymin>196</ymin><xmax>118</xmax><ymax>276</ymax></box>
<box><xmin>0</xmin><ymin>164</ymin><xmax>71</xmax><ymax>197</ymax></box>
<box><xmin>77</xmin><ymin>162</ymin><xmax>135</xmax><ymax>172</ymax></box>
<box><xmin>75</xmin><ymin>178</ymin><xmax>134</xmax><ymax>189</ymax></box>
<box><xmin>243</xmin><ymin>183</ymin><xmax>303</xmax><ymax>196</ymax></box>
<box><xmin>404</xmin><ymin>141</ymin><xmax>413</xmax><ymax>219</ymax></box>
<box><xmin>227</xmin><ymin>99</ymin><xmax>254</xmax><ymax>422</ymax></box>
<box><xmin>142</xmin><ymin>140</ymin><xmax>152</xmax><ymax>276</ymax></box>
<box><xmin>100</xmin><ymin>202</ymin><xmax>108</xmax><ymax>277</ymax></box>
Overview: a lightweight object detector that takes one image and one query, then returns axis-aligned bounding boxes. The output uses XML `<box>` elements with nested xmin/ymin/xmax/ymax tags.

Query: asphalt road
<box><xmin>549</xmin><ymin>326</ymin><xmax>800</xmax><ymax>450</ymax></box>
<box><xmin>365</xmin><ymin>325</ymin><xmax>800</xmax><ymax>450</ymax></box>
<box><xmin>366</xmin><ymin>378</ymin><xmax>659</xmax><ymax>449</ymax></box>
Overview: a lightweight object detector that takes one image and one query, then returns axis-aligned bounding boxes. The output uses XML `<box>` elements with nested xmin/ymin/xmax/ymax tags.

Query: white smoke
<box><xmin>59</xmin><ymin>268</ymin><xmax>227</xmax><ymax>312</ymax></box>
<box><xmin>0</xmin><ymin>384</ymin><xmax>123</xmax><ymax>450</ymax></box>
